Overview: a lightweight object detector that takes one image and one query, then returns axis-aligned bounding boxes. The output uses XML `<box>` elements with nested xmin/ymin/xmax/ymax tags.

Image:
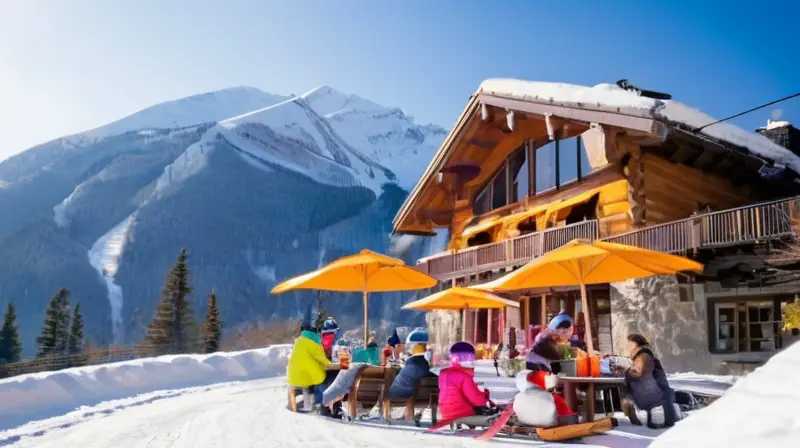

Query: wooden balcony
<box><xmin>417</xmin><ymin>196</ymin><xmax>800</xmax><ymax>281</ymax></box>
<box><xmin>419</xmin><ymin>220</ymin><xmax>600</xmax><ymax>280</ymax></box>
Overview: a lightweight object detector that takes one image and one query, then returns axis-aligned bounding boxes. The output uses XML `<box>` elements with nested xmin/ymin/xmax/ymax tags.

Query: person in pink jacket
<box><xmin>437</xmin><ymin>341</ymin><xmax>495</xmax><ymax>421</ymax></box>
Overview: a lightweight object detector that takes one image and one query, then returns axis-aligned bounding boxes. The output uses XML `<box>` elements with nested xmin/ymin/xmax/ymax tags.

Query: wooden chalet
<box><xmin>394</xmin><ymin>78</ymin><xmax>800</xmax><ymax>373</ymax></box>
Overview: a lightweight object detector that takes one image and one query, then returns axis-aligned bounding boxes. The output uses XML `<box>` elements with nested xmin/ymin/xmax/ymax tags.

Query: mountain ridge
<box><xmin>0</xmin><ymin>84</ymin><xmax>448</xmax><ymax>354</ymax></box>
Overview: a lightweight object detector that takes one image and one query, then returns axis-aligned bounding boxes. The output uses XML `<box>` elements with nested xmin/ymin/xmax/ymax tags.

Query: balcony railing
<box><xmin>417</xmin><ymin>196</ymin><xmax>800</xmax><ymax>280</ymax></box>
<box><xmin>419</xmin><ymin>220</ymin><xmax>599</xmax><ymax>279</ymax></box>
<box><xmin>604</xmin><ymin>197</ymin><xmax>798</xmax><ymax>251</ymax></box>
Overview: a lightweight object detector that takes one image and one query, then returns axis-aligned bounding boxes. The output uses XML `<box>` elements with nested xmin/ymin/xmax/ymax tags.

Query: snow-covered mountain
<box><xmin>0</xmin><ymin>85</ymin><xmax>447</xmax><ymax>352</ymax></box>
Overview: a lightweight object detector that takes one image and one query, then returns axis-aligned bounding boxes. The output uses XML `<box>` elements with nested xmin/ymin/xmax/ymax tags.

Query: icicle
<box><xmin>545</xmin><ymin>113</ymin><xmax>555</xmax><ymax>140</ymax></box>
<box><xmin>506</xmin><ymin>109</ymin><xmax>516</xmax><ymax>132</ymax></box>
<box><xmin>481</xmin><ymin>103</ymin><xmax>490</xmax><ymax>122</ymax></box>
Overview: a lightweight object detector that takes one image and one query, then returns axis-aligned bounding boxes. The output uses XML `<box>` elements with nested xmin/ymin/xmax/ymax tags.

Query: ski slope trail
<box><xmin>3</xmin><ymin>378</ymin><xmax>554</xmax><ymax>448</ymax></box>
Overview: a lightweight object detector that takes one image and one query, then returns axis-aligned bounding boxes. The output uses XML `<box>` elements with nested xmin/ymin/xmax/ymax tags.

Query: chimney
<box><xmin>757</xmin><ymin>120</ymin><xmax>800</xmax><ymax>156</ymax></box>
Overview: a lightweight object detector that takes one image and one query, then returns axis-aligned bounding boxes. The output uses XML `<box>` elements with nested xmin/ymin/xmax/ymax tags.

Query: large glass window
<box><xmin>473</xmin><ymin>185</ymin><xmax>491</xmax><ymax>216</ymax></box>
<box><xmin>491</xmin><ymin>166</ymin><xmax>507</xmax><ymax>209</ymax></box>
<box><xmin>558</xmin><ymin>137</ymin><xmax>578</xmax><ymax>186</ymax></box>
<box><xmin>535</xmin><ymin>141</ymin><xmax>556</xmax><ymax>193</ymax></box>
<box><xmin>471</xmin><ymin>132</ymin><xmax>597</xmax><ymax>218</ymax></box>
<box><xmin>508</xmin><ymin>146</ymin><xmax>529</xmax><ymax>203</ymax></box>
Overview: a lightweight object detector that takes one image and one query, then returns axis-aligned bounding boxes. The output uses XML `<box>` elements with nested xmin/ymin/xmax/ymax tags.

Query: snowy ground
<box><xmin>0</xmin><ymin>350</ymin><xmax>736</xmax><ymax>447</ymax></box>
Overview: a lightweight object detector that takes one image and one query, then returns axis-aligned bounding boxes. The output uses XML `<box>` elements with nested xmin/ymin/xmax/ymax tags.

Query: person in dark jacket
<box><xmin>386</xmin><ymin>343</ymin><xmax>436</xmax><ymax>399</ymax></box>
<box><xmin>622</xmin><ymin>334</ymin><xmax>679</xmax><ymax>429</ymax></box>
<box><xmin>526</xmin><ymin>314</ymin><xmax>585</xmax><ymax>373</ymax></box>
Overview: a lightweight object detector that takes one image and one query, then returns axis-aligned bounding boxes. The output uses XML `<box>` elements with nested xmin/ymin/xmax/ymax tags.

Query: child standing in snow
<box><xmin>437</xmin><ymin>341</ymin><xmax>496</xmax><ymax>421</ymax></box>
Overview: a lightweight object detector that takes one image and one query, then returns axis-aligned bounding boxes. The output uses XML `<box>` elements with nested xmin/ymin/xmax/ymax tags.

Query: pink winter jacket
<box><xmin>437</xmin><ymin>366</ymin><xmax>487</xmax><ymax>420</ymax></box>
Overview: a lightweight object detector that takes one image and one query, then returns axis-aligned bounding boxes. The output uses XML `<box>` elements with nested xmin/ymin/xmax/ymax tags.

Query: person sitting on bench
<box><xmin>287</xmin><ymin>325</ymin><xmax>332</xmax><ymax>410</ymax></box>
<box><xmin>387</xmin><ymin>342</ymin><xmax>436</xmax><ymax>399</ymax></box>
<box><xmin>438</xmin><ymin>341</ymin><xmax>496</xmax><ymax>421</ymax></box>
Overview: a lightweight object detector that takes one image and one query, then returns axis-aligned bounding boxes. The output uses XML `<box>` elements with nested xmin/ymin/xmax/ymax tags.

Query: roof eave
<box><xmin>392</xmin><ymin>95</ymin><xmax>481</xmax><ymax>234</ymax></box>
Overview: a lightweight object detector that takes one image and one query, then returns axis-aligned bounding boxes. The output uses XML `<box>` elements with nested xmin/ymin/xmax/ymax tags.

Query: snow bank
<box><xmin>0</xmin><ymin>345</ymin><xmax>291</xmax><ymax>431</ymax></box>
<box><xmin>652</xmin><ymin>342</ymin><xmax>800</xmax><ymax>448</ymax></box>
<box><xmin>479</xmin><ymin>78</ymin><xmax>800</xmax><ymax>174</ymax></box>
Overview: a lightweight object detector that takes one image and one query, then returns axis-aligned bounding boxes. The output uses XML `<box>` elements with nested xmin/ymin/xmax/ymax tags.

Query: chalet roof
<box><xmin>479</xmin><ymin>79</ymin><xmax>800</xmax><ymax>173</ymax></box>
<box><xmin>392</xmin><ymin>79</ymin><xmax>800</xmax><ymax>235</ymax></box>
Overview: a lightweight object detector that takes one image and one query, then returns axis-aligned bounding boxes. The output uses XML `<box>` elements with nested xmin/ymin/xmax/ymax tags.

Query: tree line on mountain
<box><xmin>0</xmin><ymin>248</ymin><xmax>223</xmax><ymax>370</ymax></box>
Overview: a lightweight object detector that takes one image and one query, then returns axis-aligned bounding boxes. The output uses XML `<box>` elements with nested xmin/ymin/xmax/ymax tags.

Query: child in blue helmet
<box><xmin>525</xmin><ymin>313</ymin><xmax>586</xmax><ymax>373</ymax></box>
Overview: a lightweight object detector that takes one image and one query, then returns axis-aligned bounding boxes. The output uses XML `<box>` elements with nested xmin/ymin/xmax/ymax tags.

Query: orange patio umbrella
<box><xmin>481</xmin><ymin>239</ymin><xmax>703</xmax><ymax>354</ymax></box>
<box><xmin>271</xmin><ymin>249</ymin><xmax>438</xmax><ymax>343</ymax></box>
<box><xmin>402</xmin><ymin>286</ymin><xmax>519</xmax><ymax>340</ymax></box>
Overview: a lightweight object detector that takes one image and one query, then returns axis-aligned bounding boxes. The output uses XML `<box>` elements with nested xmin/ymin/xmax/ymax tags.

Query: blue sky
<box><xmin>1</xmin><ymin>0</ymin><xmax>797</xmax><ymax>160</ymax></box>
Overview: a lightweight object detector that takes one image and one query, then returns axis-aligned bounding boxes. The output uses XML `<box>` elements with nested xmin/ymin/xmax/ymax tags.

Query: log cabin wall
<box><xmin>641</xmin><ymin>153</ymin><xmax>756</xmax><ymax>224</ymax></box>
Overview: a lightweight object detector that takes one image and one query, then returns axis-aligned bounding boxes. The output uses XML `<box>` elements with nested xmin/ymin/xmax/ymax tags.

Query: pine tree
<box><xmin>36</xmin><ymin>288</ymin><xmax>70</xmax><ymax>357</ymax></box>
<box><xmin>67</xmin><ymin>303</ymin><xmax>85</xmax><ymax>355</ymax></box>
<box><xmin>203</xmin><ymin>290</ymin><xmax>221</xmax><ymax>353</ymax></box>
<box><xmin>314</xmin><ymin>291</ymin><xmax>326</xmax><ymax>329</ymax></box>
<box><xmin>146</xmin><ymin>248</ymin><xmax>195</xmax><ymax>353</ymax></box>
<box><xmin>0</xmin><ymin>303</ymin><xmax>23</xmax><ymax>363</ymax></box>
<box><xmin>55</xmin><ymin>298</ymin><xmax>71</xmax><ymax>355</ymax></box>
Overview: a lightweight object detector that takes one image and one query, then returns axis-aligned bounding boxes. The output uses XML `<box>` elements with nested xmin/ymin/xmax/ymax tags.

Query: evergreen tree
<box><xmin>314</xmin><ymin>291</ymin><xmax>326</xmax><ymax>329</ymax></box>
<box><xmin>203</xmin><ymin>290</ymin><xmax>221</xmax><ymax>353</ymax></box>
<box><xmin>146</xmin><ymin>248</ymin><xmax>195</xmax><ymax>353</ymax></box>
<box><xmin>67</xmin><ymin>303</ymin><xmax>85</xmax><ymax>355</ymax></box>
<box><xmin>36</xmin><ymin>288</ymin><xmax>70</xmax><ymax>357</ymax></box>
<box><xmin>0</xmin><ymin>303</ymin><xmax>23</xmax><ymax>363</ymax></box>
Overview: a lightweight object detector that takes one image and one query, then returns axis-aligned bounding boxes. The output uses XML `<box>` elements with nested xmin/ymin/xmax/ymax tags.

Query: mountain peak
<box><xmin>66</xmin><ymin>86</ymin><xmax>288</xmax><ymax>146</ymax></box>
<box><xmin>301</xmin><ymin>85</ymin><xmax>388</xmax><ymax>118</ymax></box>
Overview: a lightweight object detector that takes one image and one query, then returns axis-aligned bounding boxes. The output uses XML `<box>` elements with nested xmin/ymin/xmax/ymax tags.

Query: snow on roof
<box><xmin>478</xmin><ymin>78</ymin><xmax>800</xmax><ymax>174</ymax></box>
<box><xmin>651</xmin><ymin>341</ymin><xmax>800</xmax><ymax>447</ymax></box>
<box><xmin>765</xmin><ymin>119</ymin><xmax>792</xmax><ymax>130</ymax></box>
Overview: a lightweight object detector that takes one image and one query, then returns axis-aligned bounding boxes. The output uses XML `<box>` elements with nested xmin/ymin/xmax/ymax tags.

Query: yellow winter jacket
<box><xmin>287</xmin><ymin>330</ymin><xmax>331</xmax><ymax>387</ymax></box>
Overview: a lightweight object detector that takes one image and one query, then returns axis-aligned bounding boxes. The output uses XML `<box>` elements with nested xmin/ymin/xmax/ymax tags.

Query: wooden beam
<box><xmin>478</xmin><ymin>93</ymin><xmax>666</xmax><ymax>136</ymax></box>
<box><xmin>466</xmin><ymin>138</ymin><xmax>497</xmax><ymax>150</ymax></box>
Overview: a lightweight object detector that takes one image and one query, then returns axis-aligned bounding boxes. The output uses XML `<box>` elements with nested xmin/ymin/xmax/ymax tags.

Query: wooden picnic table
<box><xmin>557</xmin><ymin>375</ymin><xmax>627</xmax><ymax>423</ymax></box>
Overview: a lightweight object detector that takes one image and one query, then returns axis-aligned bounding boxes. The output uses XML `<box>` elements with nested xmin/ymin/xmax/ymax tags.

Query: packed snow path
<box><xmin>2</xmin><ymin>377</ymin><xmax>665</xmax><ymax>448</ymax></box>
<box><xmin>2</xmin><ymin>378</ymin><xmax>533</xmax><ymax>448</ymax></box>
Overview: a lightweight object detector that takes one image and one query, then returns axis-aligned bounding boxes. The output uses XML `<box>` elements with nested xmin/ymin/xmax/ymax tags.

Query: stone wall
<box><xmin>610</xmin><ymin>275</ymin><xmax>713</xmax><ymax>373</ymax></box>
<box><xmin>426</xmin><ymin>309</ymin><xmax>462</xmax><ymax>365</ymax></box>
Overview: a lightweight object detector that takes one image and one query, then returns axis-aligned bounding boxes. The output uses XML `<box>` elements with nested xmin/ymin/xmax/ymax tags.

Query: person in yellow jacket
<box><xmin>287</xmin><ymin>327</ymin><xmax>332</xmax><ymax>405</ymax></box>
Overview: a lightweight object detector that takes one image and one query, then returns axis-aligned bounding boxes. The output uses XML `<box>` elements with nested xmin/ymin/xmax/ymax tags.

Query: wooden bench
<box><xmin>382</xmin><ymin>375</ymin><xmax>439</xmax><ymax>426</ymax></box>
<box><xmin>344</xmin><ymin>366</ymin><xmax>397</xmax><ymax>418</ymax></box>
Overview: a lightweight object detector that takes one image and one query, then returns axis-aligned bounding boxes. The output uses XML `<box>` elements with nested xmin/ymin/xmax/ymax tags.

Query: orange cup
<box><xmin>576</xmin><ymin>356</ymin><xmax>590</xmax><ymax>377</ymax></box>
<box><xmin>339</xmin><ymin>350</ymin><xmax>350</xmax><ymax>370</ymax></box>
<box><xmin>590</xmin><ymin>356</ymin><xmax>601</xmax><ymax>377</ymax></box>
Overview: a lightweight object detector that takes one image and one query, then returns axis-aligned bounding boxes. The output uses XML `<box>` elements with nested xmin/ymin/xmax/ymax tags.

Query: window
<box><xmin>712</xmin><ymin>299</ymin><xmax>783</xmax><ymax>353</ymax></box>
<box><xmin>535</xmin><ymin>141</ymin><xmax>556</xmax><ymax>192</ymax></box>
<box><xmin>508</xmin><ymin>147</ymin><xmax>529</xmax><ymax>203</ymax></box>
<box><xmin>470</xmin><ymin>132</ymin><xmax>597</xmax><ymax>218</ymax></box>
<box><xmin>559</xmin><ymin>137</ymin><xmax>579</xmax><ymax>186</ymax></box>
<box><xmin>491</xmin><ymin>166</ymin><xmax>507</xmax><ymax>209</ymax></box>
<box><xmin>473</xmin><ymin>185</ymin><xmax>491</xmax><ymax>216</ymax></box>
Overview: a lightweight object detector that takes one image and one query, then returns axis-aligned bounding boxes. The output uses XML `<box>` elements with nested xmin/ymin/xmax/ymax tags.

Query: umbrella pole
<box><xmin>579</xmin><ymin>279</ymin><xmax>595</xmax><ymax>354</ymax></box>
<box><xmin>363</xmin><ymin>290</ymin><xmax>369</xmax><ymax>345</ymax></box>
<box><xmin>462</xmin><ymin>304</ymin><xmax>469</xmax><ymax>341</ymax></box>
